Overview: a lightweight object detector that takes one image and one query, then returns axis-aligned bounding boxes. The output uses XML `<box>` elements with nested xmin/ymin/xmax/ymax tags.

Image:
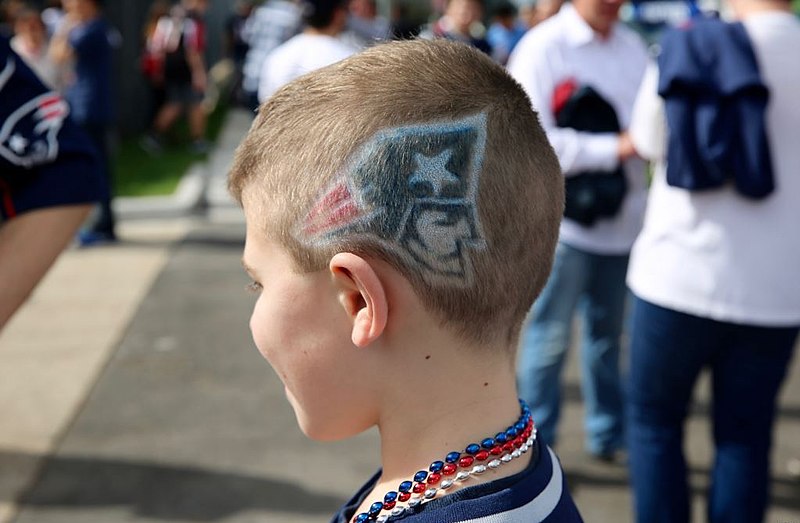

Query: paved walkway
<box><xmin>0</xmin><ymin>108</ymin><xmax>798</xmax><ymax>523</ymax></box>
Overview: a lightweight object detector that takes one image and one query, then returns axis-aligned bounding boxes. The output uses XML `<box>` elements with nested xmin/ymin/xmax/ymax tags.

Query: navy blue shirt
<box><xmin>0</xmin><ymin>36</ymin><xmax>101</xmax><ymax>221</ymax></box>
<box><xmin>330</xmin><ymin>440</ymin><xmax>583</xmax><ymax>523</ymax></box>
<box><xmin>64</xmin><ymin>17</ymin><xmax>114</xmax><ymax>126</ymax></box>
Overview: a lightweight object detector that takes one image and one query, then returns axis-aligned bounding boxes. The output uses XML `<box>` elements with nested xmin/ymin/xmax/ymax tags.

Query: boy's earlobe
<box><xmin>329</xmin><ymin>253</ymin><xmax>388</xmax><ymax>348</ymax></box>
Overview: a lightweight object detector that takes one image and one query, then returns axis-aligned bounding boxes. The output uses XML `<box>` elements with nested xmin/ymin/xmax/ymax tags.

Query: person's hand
<box><xmin>618</xmin><ymin>131</ymin><xmax>639</xmax><ymax>162</ymax></box>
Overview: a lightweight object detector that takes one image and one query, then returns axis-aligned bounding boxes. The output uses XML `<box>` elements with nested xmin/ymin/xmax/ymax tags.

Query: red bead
<box><xmin>427</xmin><ymin>472</ymin><xmax>442</xmax><ymax>485</ymax></box>
<box><xmin>475</xmin><ymin>450</ymin><xmax>490</xmax><ymax>461</ymax></box>
<box><xmin>398</xmin><ymin>492</ymin><xmax>411</xmax><ymax>502</ymax></box>
<box><xmin>412</xmin><ymin>482</ymin><xmax>426</xmax><ymax>494</ymax></box>
<box><xmin>458</xmin><ymin>456</ymin><xmax>474</xmax><ymax>468</ymax></box>
<box><xmin>384</xmin><ymin>501</ymin><xmax>396</xmax><ymax>510</ymax></box>
<box><xmin>514</xmin><ymin>436</ymin><xmax>524</xmax><ymax>448</ymax></box>
<box><xmin>490</xmin><ymin>446</ymin><xmax>503</xmax><ymax>456</ymax></box>
<box><xmin>502</xmin><ymin>442</ymin><xmax>514</xmax><ymax>452</ymax></box>
<box><xmin>442</xmin><ymin>463</ymin><xmax>457</xmax><ymax>475</ymax></box>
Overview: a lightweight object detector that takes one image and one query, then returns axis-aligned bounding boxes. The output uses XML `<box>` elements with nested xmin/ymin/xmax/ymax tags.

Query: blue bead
<box><xmin>429</xmin><ymin>460</ymin><xmax>444</xmax><ymax>473</ymax></box>
<box><xmin>481</xmin><ymin>438</ymin><xmax>495</xmax><ymax>449</ymax></box>
<box><xmin>465</xmin><ymin>443</ymin><xmax>481</xmax><ymax>455</ymax></box>
<box><xmin>384</xmin><ymin>491</ymin><xmax>398</xmax><ymax>503</ymax></box>
<box><xmin>445</xmin><ymin>451</ymin><xmax>461</xmax><ymax>463</ymax></box>
<box><xmin>506</xmin><ymin>428</ymin><xmax>517</xmax><ymax>439</ymax></box>
<box><xmin>369</xmin><ymin>501</ymin><xmax>384</xmax><ymax>515</ymax></box>
<box><xmin>399</xmin><ymin>481</ymin><xmax>413</xmax><ymax>493</ymax></box>
<box><xmin>495</xmin><ymin>432</ymin><xmax>508</xmax><ymax>444</ymax></box>
<box><xmin>515</xmin><ymin>421</ymin><xmax>526</xmax><ymax>432</ymax></box>
<box><xmin>413</xmin><ymin>470</ymin><xmax>428</xmax><ymax>483</ymax></box>
<box><xmin>355</xmin><ymin>513</ymin><xmax>369</xmax><ymax>523</ymax></box>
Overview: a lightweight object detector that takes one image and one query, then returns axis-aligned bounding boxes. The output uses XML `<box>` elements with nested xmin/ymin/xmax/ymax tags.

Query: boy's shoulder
<box><xmin>331</xmin><ymin>441</ymin><xmax>583</xmax><ymax>523</ymax></box>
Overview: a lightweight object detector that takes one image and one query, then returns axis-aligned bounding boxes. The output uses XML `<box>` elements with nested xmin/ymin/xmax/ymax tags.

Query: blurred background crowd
<box><xmin>1</xmin><ymin>0</ymin><xmax>799</xmax><ymax>521</ymax></box>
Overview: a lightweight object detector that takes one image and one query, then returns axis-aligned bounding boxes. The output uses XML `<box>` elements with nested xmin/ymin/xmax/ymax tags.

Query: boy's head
<box><xmin>230</xmin><ymin>39</ymin><xmax>562</xmax><ymax>351</ymax></box>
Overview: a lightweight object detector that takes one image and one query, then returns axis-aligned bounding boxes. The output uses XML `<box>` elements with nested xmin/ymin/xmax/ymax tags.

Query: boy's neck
<box><xmin>373</xmin><ymin>332</ymin><xmax>528</xmax><ymax>488</ymax></box>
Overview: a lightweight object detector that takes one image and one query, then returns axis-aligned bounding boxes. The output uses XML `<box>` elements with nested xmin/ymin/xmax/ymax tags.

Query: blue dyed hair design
<box><xmin>297</xmin><ymin>112</ymin><xmax>488</xmax><ymax>286</ymax></box>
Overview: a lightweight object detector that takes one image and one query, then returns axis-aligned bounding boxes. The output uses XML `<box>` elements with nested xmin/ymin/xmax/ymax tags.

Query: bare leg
<box><xmin>188</xmin><ymin>102</ymin><xmax>207</xmax><ymax>142</ymax></box>
<box><xmin>0</xmin><ymin>205</ymin><xmax>91</xmax><ymax>330</ymax></box>
<box><xmin>154</xmin><ymin>102</ymin><xmax>184</xmax><ymax>134</ymax></box>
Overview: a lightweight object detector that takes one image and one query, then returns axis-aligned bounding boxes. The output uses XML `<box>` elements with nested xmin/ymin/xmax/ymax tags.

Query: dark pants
<box><xmin>81</xmin><ymin>123</ymin><xmax>115</xmax><ymax>237</ymax></box>
<box><xmin>626</xmin><ymin>296</ymin><xmax>797</xmax><ymax>523</ymax></box>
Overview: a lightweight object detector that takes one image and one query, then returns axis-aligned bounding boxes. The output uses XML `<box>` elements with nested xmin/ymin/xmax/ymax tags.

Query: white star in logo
<box><xmin>409</xmin><ymin>149</ymin><xmax>459</xmax><ymax>196</ymax></box>
<box><xmin>8</xmin><ymin>133</ymin><xmax>28</xmax><ymax>154</ymax></box>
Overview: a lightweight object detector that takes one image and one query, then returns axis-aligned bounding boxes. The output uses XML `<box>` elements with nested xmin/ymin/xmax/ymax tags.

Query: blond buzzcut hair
<box><xmin>229</xmin><ymin>39</ymin><xmax>563</xmax><ymax>347</ymax></box>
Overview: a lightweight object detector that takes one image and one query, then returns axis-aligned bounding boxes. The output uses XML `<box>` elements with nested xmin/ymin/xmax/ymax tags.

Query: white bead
<box><xmin>391</xmin><ymin>507</ymin><xmax>405</xmax><ymax>517</ymax></box>
<box><xmin>501</xmin><ymin>454</ymin><xmax>513</xmax><ymax>463</ymax></box>
<box><xmin>408</xmin><ymin>497</ymin><xmax>421</xmax><ymax>507</ymax></box>
<box><xmin>488</xmin><ymin>459</ymin><xmax>501</xmax><ymax>469</ymax></box>
<box><xmin>512</xmin><ymin>449</ymin><xmax>521</xmax><ymax>458</ymax></box>
<box><xmin>521</xmin><ymin>443</ymin><xmax>529</xmax><ymax>453</ymax></box>
<box><xmin>424</xmin><ymin>488</ymin><xmax>437</xmax><ymax>499</ymax></box>
<box><xmin>472</xmin><ymin>464</ymin><xmax>487</xmax><ymax>474</ymax></box>
<box><xmin>456</xmin><ymin>470</ymin><xmax>470</xmax><ymax>481</ymax></box>
<box><xmin>528</xmin><ymin>437</ymin><xmax>535</xmax><ymax>446</ymax></box>
<box><xmin>377</xmin><ymin>516</ymin><xmax>389</xmax><ymax>523</ymax></box>
<box><xmin>441</xmin><ymin>479</ymin><xmax>454</xmax><ymax>489</ymax></box>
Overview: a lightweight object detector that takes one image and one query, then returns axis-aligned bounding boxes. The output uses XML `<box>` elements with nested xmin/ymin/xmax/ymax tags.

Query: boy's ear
<box><xmin>329</xmin><ymin>253</ymin><xmax>388</xmax><ymax>348</ymax></box>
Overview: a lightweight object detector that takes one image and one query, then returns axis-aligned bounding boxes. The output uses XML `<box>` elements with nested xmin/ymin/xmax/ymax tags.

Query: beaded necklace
<box><xmin>352</xmin><ymin>399</ymin><xmax>536</xmax><ymax>523</ymax></box>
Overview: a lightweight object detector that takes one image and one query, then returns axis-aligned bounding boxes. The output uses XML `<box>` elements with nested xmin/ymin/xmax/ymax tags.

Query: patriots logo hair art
<box><xmin>0</xmin><ymin>58</ymin><xmax>69</xmax><ymax>169</ymax></box>
<box><xmin>297</xmin><ymin>112</ymin><xmax>489</xmax><ymax>286</ymax></box>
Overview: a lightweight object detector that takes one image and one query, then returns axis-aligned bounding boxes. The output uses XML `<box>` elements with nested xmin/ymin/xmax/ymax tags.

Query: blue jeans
<box><xmin>626</xmin><ymin>297</ymin><xmax>798</xmax><ymax>523</ymax></box>
<box><xmin>517</xmin><ymin>242</ymin><xmax>629</xmax><ymax>454</ymax></box>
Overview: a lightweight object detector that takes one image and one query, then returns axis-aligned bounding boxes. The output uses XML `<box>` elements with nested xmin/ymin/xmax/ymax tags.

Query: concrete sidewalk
<box><xmin>1</xmin><ymin>108</ymin><xmax>798</xmax><ymax>523</ymax></box>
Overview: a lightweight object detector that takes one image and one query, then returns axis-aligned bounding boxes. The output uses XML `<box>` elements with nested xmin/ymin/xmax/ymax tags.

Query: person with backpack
<box><xmin>140</xmin><ymin>0</ymin><xmax>209</xmax><ymax>155</ymax></box>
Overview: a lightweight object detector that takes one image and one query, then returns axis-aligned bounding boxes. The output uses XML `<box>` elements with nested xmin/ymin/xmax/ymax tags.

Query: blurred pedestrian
<box><xmin>518</xmin><ymin>0</ymin><xmax>564</xmax><ymax>29</ymax></box>
<box><xmin>0</xmin><ymin>36</ymin><xmax>101</xmax><ymax>329</ymax></box>
<box><xmin>50</xmin><ymin>0</ymin><xmax>117</xmax><ymax>246</ymax></box>
<box><xmin>389</xmin><ymin>1</ymin><xmax>420</xmax><ymax>39</ymax></box>
<box><xmin>41</xmin><ymin>0</ymin><xmax>64</xmax><ymax>37</ymax></box>
<box><xmin>485</xmin><ymin>1</ymin><xmax>526</xmax><ymax>64</ymax></box>
<box><xmin>141</xmin><ymin>0</ymin><xmax>209</xmax><ymax>155</ymax></box>
<box><xmin>0</xmin><ymin>0</ymin><xmax>25</xmax><ymax>37</ymax></box>
<box><xmin>10</xmin><ymin>7</ymin><xmax>59</xmax><ymax>87</ymax></box>
<box><xmin>420</xmin><ymin>0</ymin><xmax>492</xmax><ymax>55</ymax></box>
<box><xmin>625</xmin><ymin>0</ymin><xmax>800</xmax><ymax>521</ymax></box>
<box><xmin>343</xmin><ymin>0</ymin><xmax>391</xmax><ymax>47</ymax></box>
<box><xmin>508</xmin><ymin>0</ymin><xmax>648</xmax><ymax>459</ymax></box>
<box><xmin>225</xmin><ymin>0</ymin><xmax>254</xmax><ymax>105</ymax></box>
<box><xmin>140</xmin><ymin>0</ymin><xmax>170</xmax><ymax>122</ymax></box>
<box><xmin>240</xmin><ymin>0</ymin><xmax>302</xmax><ymax>110</ymax></box>
<box><xmin>257</xmin><ymin>0</ymin><xmax>360</xmax><ymax>103</ymax></box>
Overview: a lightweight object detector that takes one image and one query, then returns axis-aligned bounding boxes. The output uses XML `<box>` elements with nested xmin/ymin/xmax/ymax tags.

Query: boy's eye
<box><xmin>246</xmin><ymin>281</ymin><xmax>263</xmax><ymax>294</ymax></box>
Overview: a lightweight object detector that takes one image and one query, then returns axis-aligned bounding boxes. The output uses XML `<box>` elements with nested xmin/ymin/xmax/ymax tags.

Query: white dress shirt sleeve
<box><xmin>629</xmin><ymin>61</ymin><xmax>667</xmax><ymax>162</ymax></box>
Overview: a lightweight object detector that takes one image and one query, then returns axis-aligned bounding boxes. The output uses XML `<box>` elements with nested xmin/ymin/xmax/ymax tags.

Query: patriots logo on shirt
<box><xmin>298</xmin><ymin>112</ymin><xmax>488</xmax><ymax>286</ymax></box>
<box><xmin>0</xmin><ymin>58</ymin><xmax>69</xmax><ymax>169</ymax></box>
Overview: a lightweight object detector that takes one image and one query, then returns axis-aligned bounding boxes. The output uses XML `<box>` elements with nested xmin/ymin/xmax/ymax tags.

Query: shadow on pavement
<box><xmin>2</xmin><ymin>451</ymin><xmax>342</xmax><ymax>520</ymax></box>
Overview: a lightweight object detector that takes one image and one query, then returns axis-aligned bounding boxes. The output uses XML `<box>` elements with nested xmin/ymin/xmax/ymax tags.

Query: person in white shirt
<box><xmin>257</xmin><ymin>0</ymin><xmax>361</xmax><ymax>103</ymax></box>
<box><xmin>625</xmin><ymin>0</ymin><xmax>800</xmax><ymax>520</ymax></box>
<box><xmin>507</xmin><ymin>0</ymin><xmax>647</xmax><ymax>460</ymax></box>
<box><xmin>240</xmin><ymin>0</ymin><xmax>302</xmax><ymax>108</ymax></box>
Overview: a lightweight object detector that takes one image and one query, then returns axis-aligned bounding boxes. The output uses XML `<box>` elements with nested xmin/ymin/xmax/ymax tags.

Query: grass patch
<box><xmin>113</xmin><ymin>100</ymin><xmax>230</xmax><ymax>197</ymax></box>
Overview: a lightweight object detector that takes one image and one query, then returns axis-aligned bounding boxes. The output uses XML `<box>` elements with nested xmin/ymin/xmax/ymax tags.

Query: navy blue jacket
<box><xmin>658</xmin><ymin>17</ymin><xmax>774</xmax><ymax>199</ymax></box>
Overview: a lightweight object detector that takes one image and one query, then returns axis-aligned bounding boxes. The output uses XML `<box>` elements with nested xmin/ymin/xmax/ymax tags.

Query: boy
<box><xmin>229</xmin><ymin>39</ymin><xmax>583</xmax><ymax>522</ymax></box>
